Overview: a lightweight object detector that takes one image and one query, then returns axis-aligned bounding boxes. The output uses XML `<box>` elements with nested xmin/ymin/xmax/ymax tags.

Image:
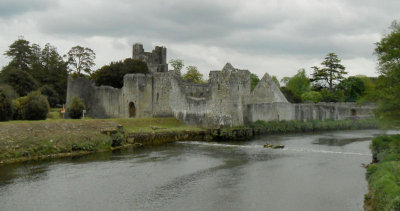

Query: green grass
<box><xmin>366</xmin><ymin>135</ymin><xmax>400</xmax><ymax>210</ymax></box>
<box><xmin>0</xmin><ymin>117</ymin><xmax>203</xmax><ymax>163</ymax></box>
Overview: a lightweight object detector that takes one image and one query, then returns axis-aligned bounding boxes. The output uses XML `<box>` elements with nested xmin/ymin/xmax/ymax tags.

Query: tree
<box><xmin>337</xmin><ymin>76</ymin><xmax>366</xmax><ymax>102</ymax></box>
<box><xmin>0</xmin><ymin>67</ymin><xmax>39</xmax><ymax>96</ymax></box>
<box><xmin>250</xmin><ymin>73</ymin><xmax>260</xmax><ymax>91</ymax></box>
<box><xmin>374</xmin><ymin>21</ymin><xmax>400</xmax><ymax>125</ymax></box>
<box><xmin>286</xmin><ymin>69</ymin><xmax>311</xmax><ymax>100</ymax></box>
<box><xmin>0</xmin><ymin>90</ymin><xmax>13</xmax><ymax>121</ymax></box>
<box><xmin>183</xmin><ymin>66</ymin><xmax>205</xmax><ymax>84</ymax></box>
<box><xmin>91</xmin><ymin>58</ymin><xmax>149</xmax><ymax>88</ymax></box>
<box><xmin>311</xmin><ymin>53</ymin><xmax>347</xmax><ymax>90</ymax></box>
<box><xmin>39</xmin><ymin>85</ymin><xmax>60</xmax><ymax>107</ymax></box>
<box><xmin>169</xmin><ymin>59</ymin><xmax>184</xmax><ymax>74</ymax></box>
<box><xmin>67</xmin><ymin>46</ymin><xmax>96</xmax><ymax>76</ymax></box>
<box><xmin>3</xmin><ymin>38</ymin><xmax>33</xmax><ymax>71</ymax></box>
<box><xmin>301</xmin><ymin>91</ymin><xmax>322</xmax><ymax>103</ymax></box>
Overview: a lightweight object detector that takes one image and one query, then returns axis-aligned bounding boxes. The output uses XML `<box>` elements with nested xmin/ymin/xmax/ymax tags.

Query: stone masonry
<box><xmin>66</xmin><ymin>44</ymin><xmax>375</xmax><ymax>128</ymax></box>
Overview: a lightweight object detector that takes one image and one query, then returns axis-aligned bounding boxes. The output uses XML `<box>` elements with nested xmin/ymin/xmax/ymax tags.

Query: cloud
<box><xmin>0</xmin><ymin>0</ymin><xmax>399</xmax><ymax>78</ymax></box>
<box><xmin>0</xmin><ymin>0</ymin><xmax>57</xmax><ymax>18</ymax></box>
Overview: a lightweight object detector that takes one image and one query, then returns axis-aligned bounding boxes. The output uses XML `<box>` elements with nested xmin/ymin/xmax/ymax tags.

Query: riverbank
<box><xmin>0</xmin><ymin>118</ymin><xmax>378</xmax><ymax>165</ymax></box>
<box><xmin>364</xmin><ymin>135</ymin><xmax>400</xmax><ymax>210</ymax></box>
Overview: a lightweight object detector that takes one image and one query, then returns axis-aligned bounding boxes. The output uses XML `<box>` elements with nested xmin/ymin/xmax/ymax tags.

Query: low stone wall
<box><xmin>246</xmin><ymin>102</ymin><xmax>375</xmax><ymax>123</ymax></box>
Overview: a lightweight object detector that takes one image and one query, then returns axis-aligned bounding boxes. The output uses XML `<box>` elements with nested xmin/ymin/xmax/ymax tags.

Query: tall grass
<box><xmin>366</xmin><ymin>135</ymin><xmax>400</xmax><ymax>210</ymax></box>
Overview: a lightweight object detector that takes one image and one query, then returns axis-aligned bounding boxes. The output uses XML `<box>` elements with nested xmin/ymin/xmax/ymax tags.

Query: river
<box><xmin>0</xmin><ymin>129</ymin><xmax>394</xmax><ymax>211</ymax></box>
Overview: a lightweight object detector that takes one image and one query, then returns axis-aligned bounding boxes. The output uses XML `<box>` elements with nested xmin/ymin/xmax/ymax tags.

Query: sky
<box><xmin>0</xmin><ymin>0</ymin><xmax>399</xmax><ymax>80</ymax></box>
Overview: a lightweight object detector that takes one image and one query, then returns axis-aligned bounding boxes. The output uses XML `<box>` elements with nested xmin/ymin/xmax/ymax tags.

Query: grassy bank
<box><xmin>0</xmin><ymin>118</ymin><xmax>204</xmax><ymax>164</ymax></box>
<box><xmin>365</xmin><ymin>135</ymin><xmax>400</xmax><ymax>210</ymax></box>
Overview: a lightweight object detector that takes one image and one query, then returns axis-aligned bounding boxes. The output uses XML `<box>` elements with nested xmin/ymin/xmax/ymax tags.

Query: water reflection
<box><xmin>313</xmin><ymin>137</ymin><xmax>371</xmax><ymax>146</ymax></box>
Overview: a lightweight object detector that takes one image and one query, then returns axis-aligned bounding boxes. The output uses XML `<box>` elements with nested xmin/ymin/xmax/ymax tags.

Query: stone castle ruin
<box><xmin>66</xmin><ymin>43</ymin><xmax>374</xmax><ymax>128</ymax></box>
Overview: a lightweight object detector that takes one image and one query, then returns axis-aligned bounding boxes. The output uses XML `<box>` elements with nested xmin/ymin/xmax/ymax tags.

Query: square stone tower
<box><xmin>132</xmin><ymin>43</ymin><xmax>168</xmax><ymax>73</ymax></box>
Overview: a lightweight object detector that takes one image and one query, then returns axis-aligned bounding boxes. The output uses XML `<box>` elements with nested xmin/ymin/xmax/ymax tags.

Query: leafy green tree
<box><xmin>250</xmin><ymin>73</ymin><xmax>260</xmax><ymax>91</ymax></box>
<box><xmin>67</xmin><ymin>97</ymin><xmax>85</xmax><ymax>119</ymax></box>
<box><xmin>13</xmin><ymin>91</ymin><xmax>49</xmax><ymax>120</ymax></box>
<box><xmin>374</xmin><ymin>21</ymin><xmax>400</xmax><ymax>125</ymax></box>
<box><xmin>337</xmin><ymin>76</ymin><xmax>366</xmax><ymax>102</ymax></box>
<box><xmin>91</xmin><ymin>58</ymin><xmax>149</xmax><ymax>88</ymax></box>
<box><xmin>39</xmin><ymin>85</ymin><xmax>60</xmax><ymax>107</ymax></box>
<box><xmin>280</xmin><ymin>77</ymin><xmax>291</xmax><ymax>87</ymax></box>
<box><xmin>3</xmin><ymin>38</ymin><xmax>33</xmax><ymax>71</ymax></box>
<box><xmin>311</xmin><ymin>53</ymin><xmax>347</xmax><ymax>90</ymax></box>
<box><xmin>280</xmin><ymin>87</ymin><xmax>302</xmax><ymax>103</ymax></box>
<box><xmin>301</xmin><ymin>91</ymin><xmax>322</xmax><ymax>103</ymax></box>
<box><xmin>169</xmin><ymin>59</ymin><xmax>184</xmax><ymax>74</ymax></box>
<box><xmin>0</xmin><ymin>90</ymin><xmax>13</xmax><ymax>121</ymax></box>
<box><xmin>272</xmin><ymin>75</ymin><xmax>280</xmax><ymax>88</ymax></box>
<box><xmin>183</xmin><ymin>66</ymin><xmax>205</xmax><ymax>84</ymax></box>
<box><xmin>0</xmin><ymin>67</ymin><xmax>39</xmax><ymax>96</ymax></box>
<box><xmin>286</xmin><ymin>69</ymin><xmax>311</xmax><ymax>100</ymax></box>
<box><xmin>0</xmin><ymin>84</ymin><xmax>19</xmax><ymax>100</ymax></box>
<box><xmin>320</xmin><ymin>89</ymin><xmax>345</xmax><ymax>102</ymax></box>
<box><xmin>67</xmin><ymin>46</ymin><xmax>96</xmax><ymax>76</ymax></box>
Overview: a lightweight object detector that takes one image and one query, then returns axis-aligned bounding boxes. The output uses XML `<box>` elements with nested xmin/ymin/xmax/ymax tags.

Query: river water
<box><xmin>0</xmin><ymin>129</ymin><xmax>395</xmax><ymax>211</ymax></box>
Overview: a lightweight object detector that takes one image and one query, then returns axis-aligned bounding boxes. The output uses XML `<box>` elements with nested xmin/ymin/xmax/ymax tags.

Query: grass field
<box><xmin>0</xmin><ymin>116</ymin><xmax>203</xmax><ymax>163</ymax></box>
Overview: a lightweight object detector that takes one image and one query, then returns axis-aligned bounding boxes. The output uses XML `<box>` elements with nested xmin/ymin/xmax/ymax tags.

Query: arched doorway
<box><xmin>129</xmin><ymin>102</ymin><xmax>136</xmax><ymax>117</ymax></box>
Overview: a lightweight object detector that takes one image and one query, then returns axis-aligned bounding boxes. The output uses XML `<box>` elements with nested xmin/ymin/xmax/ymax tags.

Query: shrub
<box><xmin>13</xmin><ymin>91</ymin><xmax>50</xmax><ymax>120</ymax></box>
<box><xmin>0</xmin><ymin>90</ymin><xmax>13</xmax><ymax>121</ymax></box>
<box><xmin>68</xmin><ymin>97</ymin><xmax>85</xmax><ymax>119</ymax></box>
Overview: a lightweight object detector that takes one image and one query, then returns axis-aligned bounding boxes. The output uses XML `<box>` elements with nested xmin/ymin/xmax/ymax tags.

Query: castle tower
<box><xmin>132</xmin><ymin>43</ymin><xmax>168</xmax><ymax>73</ymax></box>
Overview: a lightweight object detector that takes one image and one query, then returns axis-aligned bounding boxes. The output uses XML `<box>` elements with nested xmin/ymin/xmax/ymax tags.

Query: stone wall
<box><xmin>132</xmin><ymin>43</ymin><xmax>168</xmax><ymax>73</ymax></box>
<box><xmin>246</xmin><ymin>102</ymin><xmax>375</xmax><ymax>123</ymax></box>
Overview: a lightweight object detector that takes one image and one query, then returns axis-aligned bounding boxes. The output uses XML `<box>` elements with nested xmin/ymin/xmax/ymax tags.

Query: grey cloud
<box><xmin>0</xmin><ymin>0</ymin><xmax>56</xmax><ymax>18</ymax></box>
<box><xmin>3</xmin><ymin>0</ymin><xmax>395</xmax><ymax>73</ymax></box>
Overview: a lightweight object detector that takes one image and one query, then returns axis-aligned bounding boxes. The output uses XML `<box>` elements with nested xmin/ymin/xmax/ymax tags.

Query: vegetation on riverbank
<box><xmin>0</xmin><ymin>118</ymin><xmax>203</xmax><ymax>164</ymax></box>
<box><xmin>365</xmin><ymin>135</ymin><xmax>400</xmax><ymax>210</ymax></box>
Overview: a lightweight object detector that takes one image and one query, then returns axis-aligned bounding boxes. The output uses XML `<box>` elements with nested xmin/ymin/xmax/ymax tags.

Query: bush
<box><xmin>68</xmin><ymin>97</ymin><xmax>85</xmax><ymax>119</ymax></box>
<box><xmin>0</xmin><ymin>90</ymin><xmax>13</xmax><ymax>121</ymax></box>
<box><xmin>39</xmin><ymin>85</ymin><xmax>59</xmax><ymax>107</ymax></box>
<box><xmin>13</xmin><ymin>91</ymin><xmax>50</xmax><ymax>120</ymax></box>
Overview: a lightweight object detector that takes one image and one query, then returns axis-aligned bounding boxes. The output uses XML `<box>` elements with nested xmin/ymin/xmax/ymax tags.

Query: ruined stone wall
<box><xmin>245</xmin><ymin>102</ymin><xmax>375</xmax><ymax>123</ymax></box>
<box><xmin>250</xmin><ymin>73</ymin><xmax>288</xmax><ymax>104</ymax></box>
<box><xmin>122</xmin><ymin>74</ymin><xmax>153</xmax><ymax>118</ymax></box>
<box><xmin>245</xmin><ymin>102</ymin><xmax>295</xmax><ymax>123</ymax></box>
<box><xmin>132</xmin><ymin>43</ymin><xmax>168</xmax><ymax>73</ymax></box>
<box><xmin>66</xmin><ymin>77</ymin><xmax>122</xmax><ymax>118</ymax></box>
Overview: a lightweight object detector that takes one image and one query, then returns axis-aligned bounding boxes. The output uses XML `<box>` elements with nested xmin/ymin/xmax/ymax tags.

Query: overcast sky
<box><xmin>0</xmin><ymin>0</ymin><xmax>399</xmax><ymax>80</ymax></box>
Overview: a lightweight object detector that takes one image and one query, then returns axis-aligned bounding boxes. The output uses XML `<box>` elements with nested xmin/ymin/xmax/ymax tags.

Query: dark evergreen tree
<box><xmin>311</xmin><ymin>53</ymin><xmax>347</xmax><ymax>90</ymax></box>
